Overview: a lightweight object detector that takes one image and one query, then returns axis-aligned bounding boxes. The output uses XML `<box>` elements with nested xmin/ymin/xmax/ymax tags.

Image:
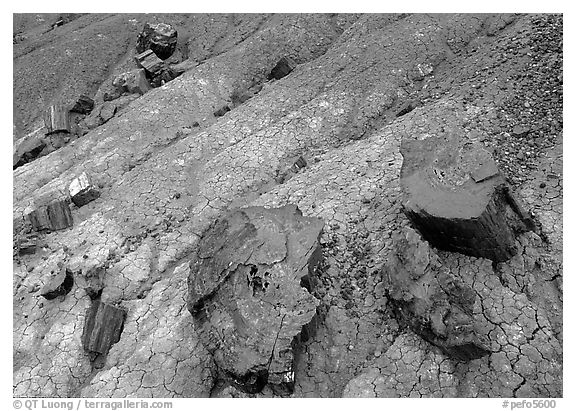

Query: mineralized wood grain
<box><xmin>82</xmin><ymin>301</ymin><xmax>126</xmax><ymax>355</ymax></box>
<box><xmin>135</xmin><ymin>50</ymin><xmax>164</xmax><ymax>76</ymax></box>
<box><xmin>43</xmin><ymin>105</ymin><xmax>70</xmax><ymax>134</ymax></box>
<box><xmin>26</xmin><ymin>199</ymin><xmax>73</xmax><ymax>231</ymax></box>
<box><xmin>400</xmin><ymin>131</ymin><xmax>521</xmax><ymax>262</ymax></box>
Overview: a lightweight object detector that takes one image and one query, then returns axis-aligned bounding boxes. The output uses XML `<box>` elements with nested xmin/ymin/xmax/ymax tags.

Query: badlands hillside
<box><xmin>13</xmin><ymin>13</ymin><xmax>562</xmax><ymax>398</ymax></box>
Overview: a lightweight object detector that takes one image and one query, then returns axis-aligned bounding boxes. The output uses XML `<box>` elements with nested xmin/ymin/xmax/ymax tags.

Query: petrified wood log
<box><xmin>26</xmin><ymin>199</ymin><xmax>73</xmax><ymax>231</ymax></box>
<box><xmin>400</xmin><ymin>131</ymin><xmax>522</xmax><ymax>262</ymax></box>
<box><xmin>136</xmin><ymin>22</ymin><xmax>178</xmax><ymax>60</ymax></box>
<box><xmin>268</xmin><ymin>56</ymin><xmax>297</xmax><ymax>80</ymax></box>
<box><xmin>135</xmin><ymin>50</ymin><xmax>164</xmax><ymax>77</ymax></box>
<box><xmin>382</xmin><ymin>228</ymin><xmax>491</xmax><ymax>361</ymax></box>
<box><xmin>70</xmin><ymin>95</ymin><xmax>94</xmax><ymax>115</ymax></box>
<box><xmin>187</xmin><ymin>205</ymin><xmax>324</xmax><ymax>394</ymax></box>
<box><xmin>213</xmin><ymin>105</ymin><xmax>231</xmax><ymax>118</ymax></box>
<box><xmin>43</xmin><ymin>105</ymin><xmax>70</xmax><ymax>134</ymax></box>
<box><xmin>68</xmin><ymin>172</ymin><xmax>100</xmax><ymax>207</ymax></box>
<box><xmin>40</xmin><ymin>267</ymin><xmax>74</xmax><ymax>300</ymax></box>
<box><xmin>82</xmin><ymin>300</ymin><xmax>126</xmax><ymax>356</ymax></box>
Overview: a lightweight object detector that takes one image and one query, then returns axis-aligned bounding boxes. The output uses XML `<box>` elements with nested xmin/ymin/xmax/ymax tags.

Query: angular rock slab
<box><xmin>400</xmin><ymin>131</ymin><xmax>520</xmax><ymax>262</ymax></box>
<box><xmin>112</xmin><ymin>69</ymin><xmax>151</xmax><ymax>95</ymax></box>
<box><xmin>268</xmin><ymin>56</ymin><xmax>297</xmax><ymax>80</ymax></box>
<box><xmin>187</xmin><ymin>205</ymin><xmax>323</xmax><ymax>393</ymax></box>
<box><xmin>136</xmin><ymin>22</ymin><xmax>178</xmax><ymax>60</ymax></box>
<box><xmin>40</xmin><ymin>267</ymin><xmax>74</xmax><ymax>300</ymax></box>
<box><xmin>82</xmin><ymin>300</ymin><xmax>127</xmax><ymax>356</ymax></box>
<box><xmin>69</xmin><ymin>172</ymin><xmax>100</xmax><ymax>207</ymax></box>
<box><xmin>26</xmin><ymin>199</ymin><xmax>73</xmax><ymax>231</ymax></box>
<box><xmin>382</xmin><ymin>228</ymin><xmax>491</xmax><ymax>361</ymax></box>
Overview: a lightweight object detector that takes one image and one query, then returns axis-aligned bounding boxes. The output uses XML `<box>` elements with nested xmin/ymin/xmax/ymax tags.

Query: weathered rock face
<box><xmin>400</xmin><ymin>130</ymin><xmax>525</xmax><ymax>262</ymax></box>
<box><xmin>40</xmin><ymin>267</ymin><xmax>74</xmax><ymax>300</ymax></box>
<box><xmin>136</xmin><ymin>22</ymin><xmax>178</xmax><ymax>60</ymax></box>
<box><xmin>26</xmin><ymin>199</ymin><xmax>73</xmax><ymax>231</ymax></box>
<box><xmin>69</xmin><ymin>172</ymin><xmax>100</xmax><ymax>207</ymax></box>
<box><xmin>82</xmin><ymin>300</ymin><xmax>127</xmax><ymax>357</ymax></box>
<box><xmin>382</xmin><ymin>228</ymin><xmax>491</xmax><ymax>361</ymax></box>
<box><xmin>43</xmin><ymin>105</ymin><xmax>70</xmax><ymax>135</ymax></box>
<box><xmin>187</xmin><ymin>205</ymin><xmax>324</xmax><ymax>393</ymax></box>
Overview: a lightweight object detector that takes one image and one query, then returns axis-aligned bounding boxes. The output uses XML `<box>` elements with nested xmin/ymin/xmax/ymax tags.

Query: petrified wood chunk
<box><xmin>43</xmin><ymin>105</ymin><xmax>70</xmax><ymax>135</ymax></box>
<box><xmin>268</xmin><ymin>56</ymin><xmax>297</xmax><ymax>80</ymax></box>
<box><xmin>40</xmin><ymin>267</ymin><xmax>74</xmax><ymax>300</ymax></box>
<box><xmin>26</xmin><ymin>199</ymin><xmax>73</xmax><ymax>231</ymax></box>
<box><xmin>213</xmin><ymin>105</ymin><xmax>231</xmax><ymax>118</ymax></box>
<box><xmin>112</xmin><ymin>69</ymin><xmax>151</xmax><ymax>95</ymax></box>
<box><xmin>136</xmin><ymin>22</ymin><xmax>178</xmax><ymax>60</ymax></box>
<box><xmin>135</xmin><ymin>49</ymin><xmax>164</xmax><ymax>76</ymax></box>
<box><xmin>82</xmin><ymin>300</ymin><xmax>126</xmax><ymax>356</ymax></box>
<box><xmin>400</xmin><ymin>131</ymin><xmax>521</xmax><ymax>262</ymax></box>
<box><xmin>13</xmin><ymin>134</ymin><xmax>46</xmax><ymax>169</ymax></box>
<box><xmin>187</xmin><ymin>205</ymin><xmax>324</xmax><ymax>394</ymax></box>
<box><xmin>70</xmin><ymin>95</ymin><xmax>94</xmax><ymax>115</ymax></box>
<box><xmin>69</xmin><ymin>172</ymin><xmax>100</xmax><ymax>207</ymax></box>
<box><xmin>382</xmin><ymin>228</ymin><xmax>491</xmax><ymax>361</ymax></box>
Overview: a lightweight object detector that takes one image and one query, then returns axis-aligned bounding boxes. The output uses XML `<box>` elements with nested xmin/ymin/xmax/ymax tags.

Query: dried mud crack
<box><xmin>13</xmin><ymin>13</ymin><xmax>562</xmax><ymax>398</ymax></box>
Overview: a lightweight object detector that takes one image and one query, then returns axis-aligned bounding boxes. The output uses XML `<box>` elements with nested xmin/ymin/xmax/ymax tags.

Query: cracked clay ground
<box><xmin>13</xmin><ymin>13</ymin><xmax>562</xmax><ymax>398</ymax></box>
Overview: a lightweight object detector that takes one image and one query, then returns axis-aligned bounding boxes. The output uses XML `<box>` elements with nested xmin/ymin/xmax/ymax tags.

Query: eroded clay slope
<box><xmin>13</xmin><ymin>13</ymin><xmax>562</xmax><ymax>398</ymax></box>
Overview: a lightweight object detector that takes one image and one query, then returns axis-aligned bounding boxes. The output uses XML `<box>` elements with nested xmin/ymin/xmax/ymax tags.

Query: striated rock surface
<box><xmin>26</xmin><ymin>198</ymin><xmax>73</xmax><ymax>231</ymax></box>
<box><xmin>43</xmin><ymin>105</ymin><xmax>70</xmax><ymax>135</ymax></box>
<box><xmin>187</xmin><ymin>205</ymin><xmax>324</xmax><ymax>393</ymax></box>
<box><xmin>82</xmin><ymin>300</ymin><xmax>126</xmax><ymax>357</ymax></box>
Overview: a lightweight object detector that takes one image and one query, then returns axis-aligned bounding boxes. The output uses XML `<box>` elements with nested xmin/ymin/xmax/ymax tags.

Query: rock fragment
<box><xmin>13</xmin><ymin>133</ymin><xmax>46</xmax><ymax>169</ymax></box>
<box><xmin>400</xmin><ymin>130</ymin><xmax>523</xmax><ymax>262</ymax></box>
<box><xmin>268</xmin><ymin>56</ymin><xmax>297</xmax><ymax>80</ymax></box>
<box><xmin>70</xmin><ymin>95</ymin><xmax>94</xmax><ymax>115</ymax></box>
<box><xmin>82</xmin><ymin>300</ymin><xmax>127</xmax><ymax>356</ymax></box>
<box><xmin>26</xmin><ymin>199</ymin><xmax>73</xmax><ymax>232</ymax></box>
<box><xmin>112</xmin><ymin>69</ymin><xmax>152</xmax><ymax>95</ymax></box>
<box><xmin>43</xmin><ymin>105</ymin><xmax>70</xmax><ymax>134</ymax></box>
<box><xmin>40</xmin><ymin>267</ymin><xmax>74</xmax><ymax>300</ymax></box>
<box><xmin>135</xmin><ymin>49</ymin><xmax>164</xmax><ymax>76</ymax></box>
<box><xmin>136</xmin><ymin>22</ymin><xmax>178</xmax><ymax>60</ymax></box>
<box><xmin>213</xmin><ymin>105</ymin><xmax>231</xmax><ymax>117</ymax></box>
<box><xmin>187</xmin><ymin>205</ymin><xmax>323</xmax><ymax>393</ymax></box>
<box><xmin>382</xmin><ymin>228</ymin><xmax>491</xmax><ymax>361</ymax></box>
<box><xmin>69</xmin><ymin>172</ymin><xmax>100</xmax><ymax>207</ymax></box>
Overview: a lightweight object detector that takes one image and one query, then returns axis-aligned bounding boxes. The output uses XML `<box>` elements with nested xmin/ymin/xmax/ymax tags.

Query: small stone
<box><xmin>112</xmin><ymin>69</ymin><xmax>151</xmax><ymax>95</ymax></box>
<box><xmin>69</xmin><ymin>172</ymin><xmax>100</xmax><ymax>207</ymax></box>
<box><xmin>268</xmin><ymin>56</ymin><xmax>297</xmax><ymax>81</ymax></box>
<box><xmin>40</xmin><ymin>267</ymin><xmax>74</xmax><ymax>300</ymax></box>
<box><xmin>213</xmin><ymin>105</ymin><xmax>231</xmax><ymax>118</ymax></box>
<box><xmin>539</xmin><ymin>182</ymin><xmax>546</xmax><ymax>189</ymax></box>
<box><xmin>70</xmin><ymin>95</ymin><xmax>94</xmax><ymax>115</ymax></box>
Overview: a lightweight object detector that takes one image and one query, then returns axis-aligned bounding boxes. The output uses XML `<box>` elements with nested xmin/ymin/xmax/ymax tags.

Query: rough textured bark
<box><xmin>187</xmin><ymin>205</ymin><xmax>324</xmax><ymax>393</ymax></box>
<box><xmin>82</xmin><ymin>301</ymin><xmax>126</xmax><ymax>356</ymax></box>
<box><xmin>400</xmin><ymin>131</ymin><xmax>523</xmax><ymax>262</ymax></box>
<box><xmin>43</xmin><ymin>105</ymin><xmax>70</xmax><ymax>134</ymax></box>
<box><xmin>26</xmin><ymin>199</ymin><xmax>73</xmax><ymax>231</ymax></box>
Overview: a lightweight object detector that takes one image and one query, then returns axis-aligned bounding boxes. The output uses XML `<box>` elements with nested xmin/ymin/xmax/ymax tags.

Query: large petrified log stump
<box><xmin>400</xmin><ymin>131</ymin><xmax>524</xmax><ymax>262</ymax></box>
<box><xmin>82</xmin><ymin>300</ymin><xmax>126</xmax><ymax>357</ymax></box>
<box><xmin>26</xmin><ymin>199</ymin><xmax>73</xmax><ymax>231</ymax></box>
<box><xmin>187</xmin><ymin>205</ymin><xmax>324</xmax><ymax>394</ymax></box>
<box><xmin>382</xmin><ymin>228</ymin><xmax>491</xmax><ymax>361</ymax></box>
<box><xmin>43</xmin><ymin>105</ymin><xmax>70</xmax><ymax>135</ymax></box>
<box><xmin>136</xmin><ymin>22</ymin><xmax>178</xmax><ymax>60</ymax></box>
